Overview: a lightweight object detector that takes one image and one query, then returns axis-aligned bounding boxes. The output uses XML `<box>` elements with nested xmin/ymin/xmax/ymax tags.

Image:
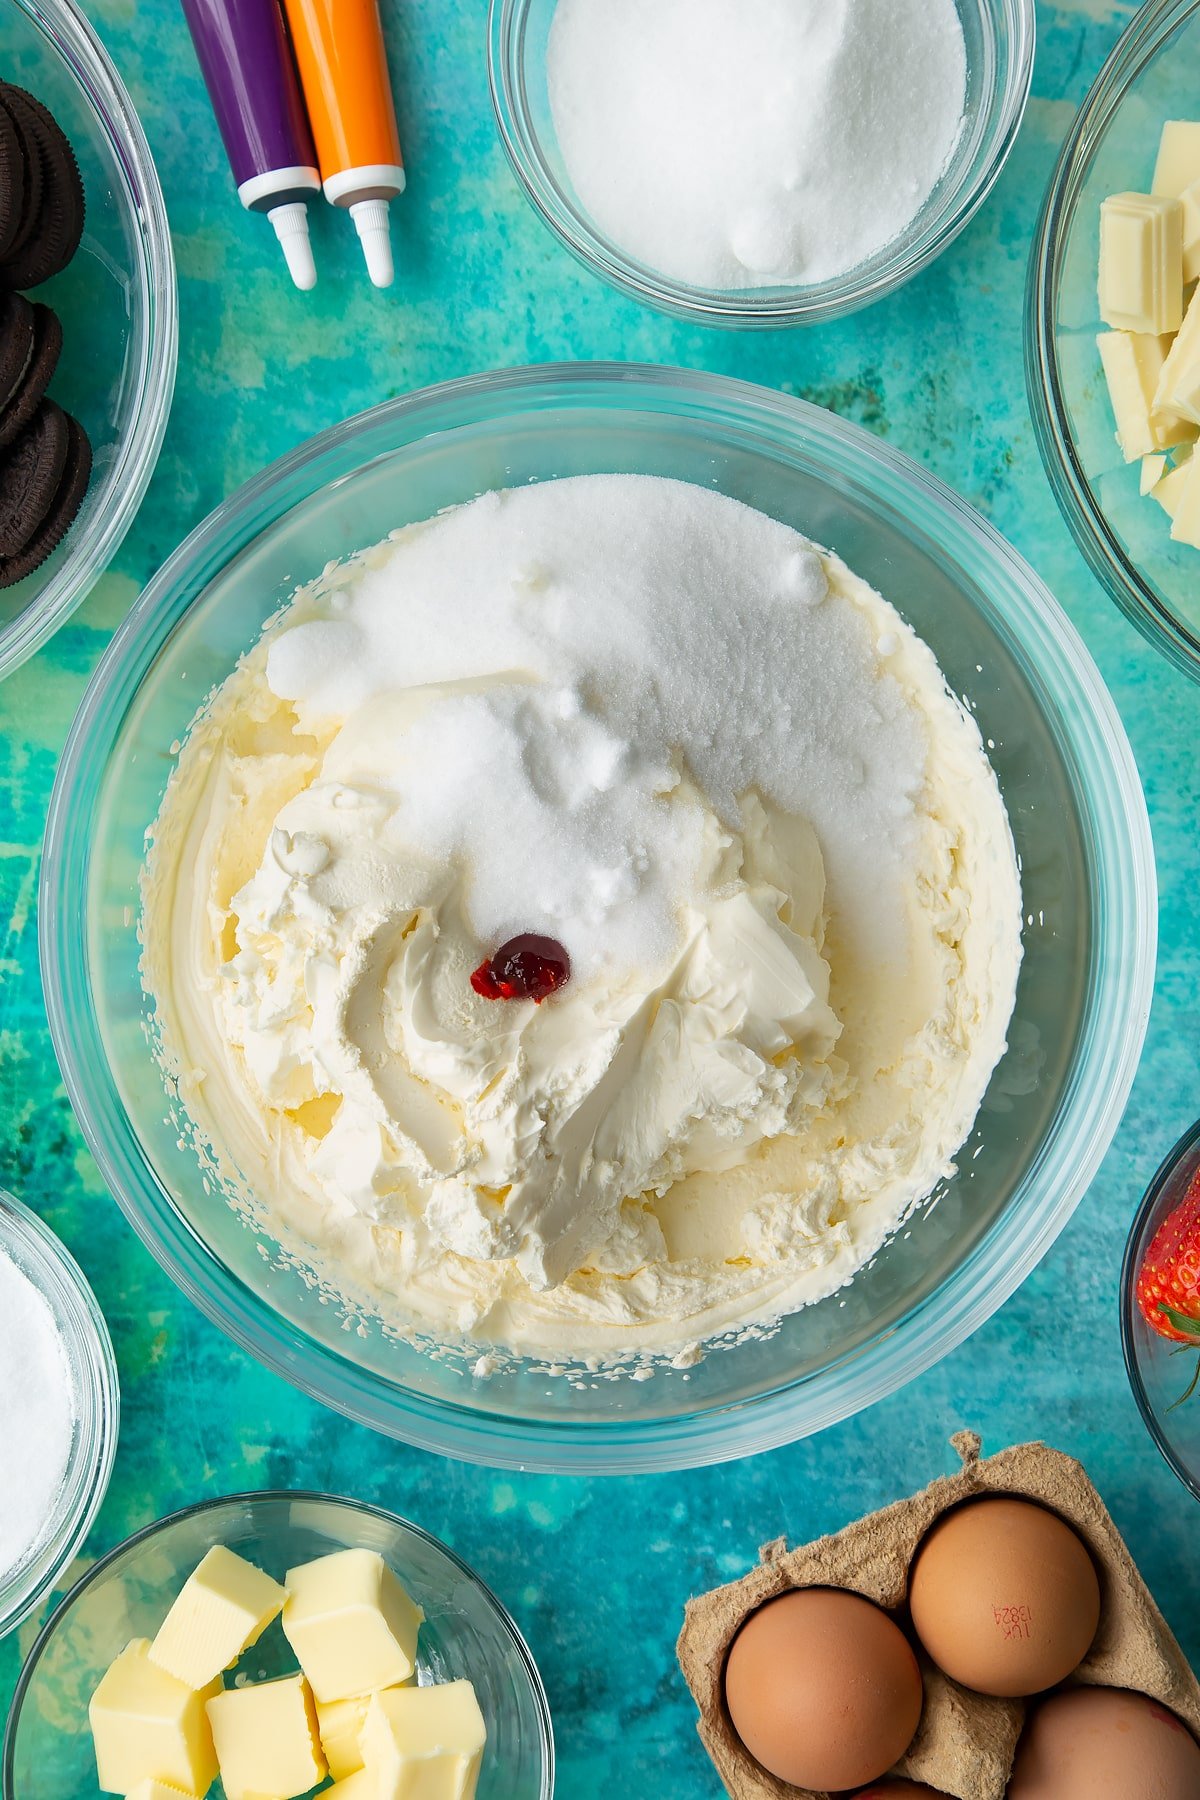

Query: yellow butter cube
<box><xmin>1169</xmin><ymin>455</ymin><xmax>1200</xmax><ymax>547</ymax></box>
<box><xmin>149</xmin><ymin>1546</ymin><xmax>287</xmax><ymax>1690</ymax></box>
<box><xmin>317</xmin><ymin>1681</ymin><xmax>416</xmax><ymax>1779</ymax></box>
<box><xmin>88</xmin><ymin>1639</ymin><xmax>219</xmax><ymax>1798</ymax></box>
<box><xmin>1097</xmin><ymin>330</ymin><xmax>1192</xmax><ymax>459</ymax></box>
<box><xmin>1155</xmin><ymin>286</ymin><xmax>1200</xmax><ymax>426</ymax></box>
<box><xmin>1099</xmin><ymin>192</ymin><xmax>1184</xmax><ymax>335</ymax></box>
<box><xmin>317</xmin><ymin>1692</ymin><xmax>373</xmax><ymax>1780</ymax></box>
<box><xmin>205</xmin><ymin>1673</ymin><xmax>326</xmax><ymax>1800</ymax></box>
<box><xmin>361</xmin><ymin>1682</ymin><xmax>486</xmax><ymax>1800</ymax></box>
<box><xmin>124</xmin><ymin>1783</ymin><xmax>194</xmax><ymax>1800</ymax></box>
<box><xmin>328</xmin><ymin>1771</ymin><xmax>378</xmax><ymax>1798</ymax></box>
<box><xmin>282</xmin><ymin>1549</ymin><xmax>423</xmax><ymax>1703</ymax></box>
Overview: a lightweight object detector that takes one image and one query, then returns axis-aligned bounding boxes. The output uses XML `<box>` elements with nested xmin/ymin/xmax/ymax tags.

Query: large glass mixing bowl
<box><xmin>40</xmin><ymin>365</ymin><xmax>1155</xmax><ymax>1474</ymax></box>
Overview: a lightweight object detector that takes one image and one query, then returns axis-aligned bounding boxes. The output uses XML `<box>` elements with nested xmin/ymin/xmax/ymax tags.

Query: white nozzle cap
<box><xmin>268</xmin><ymin>202</ymin><xmax>317</xmax><ymax>291</ymax></box>
<box><xmin>350</xmin><ymin>197</ymin><xmax>395</xmax><ymax>288</ymax></box>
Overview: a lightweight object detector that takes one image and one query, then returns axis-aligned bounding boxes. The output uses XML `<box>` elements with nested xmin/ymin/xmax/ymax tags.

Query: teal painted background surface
<box><xmin>2</xmin><ymin>0</ymin><xmax>1199</xmax><ymax>1791</ymax></box>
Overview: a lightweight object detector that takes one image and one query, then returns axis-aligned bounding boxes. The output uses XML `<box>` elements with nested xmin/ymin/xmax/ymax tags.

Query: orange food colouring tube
<box><xmin>281</xmin><ymin>0</ymin><xmax>405</xmax><ymax>287</ymax></box>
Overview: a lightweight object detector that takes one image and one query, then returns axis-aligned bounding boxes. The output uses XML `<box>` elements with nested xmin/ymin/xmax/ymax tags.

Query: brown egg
<box><xmin>723</xmin><ymin>1587</ymin><xmax>923</xmax><ymax>1791</ymax></box>
<box><xmin>1008</xmin><ymin>1686</ymin><xmax>1200</xmax><ymax>1798</ymax></box>
<box><xmin>907</xmin><ymin>1496</ymin><xmax>1100</xmax><ymax>1696</ymax></box>
<box><xmin>852</xmin><ymin>1784</ymin><xmax>951</xmax><ymax>1798</ymax></box>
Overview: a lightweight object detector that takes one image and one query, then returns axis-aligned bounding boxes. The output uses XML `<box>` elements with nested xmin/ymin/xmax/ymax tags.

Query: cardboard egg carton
<box><xmin>677</xmin><ymin>1434</ymin><xmax>1200</xmax><ymax>1800</ymax></box>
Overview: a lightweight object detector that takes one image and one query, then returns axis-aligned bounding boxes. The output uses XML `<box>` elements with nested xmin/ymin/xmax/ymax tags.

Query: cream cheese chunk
<box><xmin>205</xmin><ymin>1672</ymin><xmax>325</xmax><ymax>1800</ymax></box>
<box><xmin>149</xmin><ymin>1545</ymin><xmax>286</xmax><ymax>1690</ymax></box>
<box><xmin>141</xmin><ymin>476</ymin><xmax>1023</xmax><ymax>1368</ymax></box>
<box><xmin>282</xmin><ymin>1549</ymin><xmax>423</xmax><ymax>1703</ymax></box>
<box><xmin>361</xmin><ymin>1682</ymin><xmax>487</xmax><ymax>1800</ymax></box>
<box><xmin>89</xmin><ymin>1639</ymin><xmax>219</xmax><ymax>1798</ymax></box>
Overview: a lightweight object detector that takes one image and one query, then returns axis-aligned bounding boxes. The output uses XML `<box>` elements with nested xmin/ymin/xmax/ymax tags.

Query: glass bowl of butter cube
<box><xmin>1</xmin><ymin>1491</ymin><xmax>554</xmax><ymax>1800</ymax></box>
<box><xmin>1028</xmin><ymin>0</ymin><xmax>1200</xmax><ymax>680</ymax></box>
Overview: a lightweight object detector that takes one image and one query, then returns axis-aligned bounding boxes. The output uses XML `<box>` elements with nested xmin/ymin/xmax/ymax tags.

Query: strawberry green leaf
<box><xmin>1158</xmin><ymin>1303</ymin><xmax>1200</xmax><ymax>1341</ymax></box>
<box><xmin>1169</xmin><ymin>1354</ymin><xmax>1200</xmax><ymax>1412</ymax></box>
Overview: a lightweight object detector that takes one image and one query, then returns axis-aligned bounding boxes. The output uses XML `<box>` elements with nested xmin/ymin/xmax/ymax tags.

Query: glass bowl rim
<box><xmin>0</xmin><ymin>1189</ymin><xmax>120</xmax><ymax>1640</ymax></box>
<box><xmin>39</xmin><ymin>360</ymin><xmax>1157</xmax><ymax>1474</ymax></box>
<box><xmin>1</xmin><ymin>1486</ymin><xmax>556</xmax><ymax>1800</ymax></box>
<box><xmin>486</xmin><ymin>0</ymin><xmax>1037</xmax><ymax>327</ymax></box>
<box><xmin>1120</xmin><ymin>1114</ymin><xmax>1200</xmax><ymax>1505</ymax></box>
<box><xmin>1025</xmin><ymin>0</ymin><xmax>1200</xmax><ymax>682</ymax></box>
<box><xmin>0</xmin><ymin>0</ymin><xmax>179</xmax><ymax>681</ymax></box>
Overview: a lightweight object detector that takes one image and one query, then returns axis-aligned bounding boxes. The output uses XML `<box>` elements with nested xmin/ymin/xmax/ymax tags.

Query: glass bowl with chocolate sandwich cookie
<box><xmin>0</xmin><ymin>0</ymin><xmax>176</xmax><ymax>679</ymax></box>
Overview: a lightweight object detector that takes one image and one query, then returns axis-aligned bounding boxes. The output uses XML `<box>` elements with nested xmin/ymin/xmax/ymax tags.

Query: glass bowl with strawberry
<box><xmin>1122</xmin><ymin>1119</ymin><xmax>1200</xmax><ymax>1501</ymax></box>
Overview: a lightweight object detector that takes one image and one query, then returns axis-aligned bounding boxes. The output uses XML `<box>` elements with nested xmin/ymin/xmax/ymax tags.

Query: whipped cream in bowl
<box><xmin>43</xmin><ymin>369</ymin><xmax>1154</xmax><ymax>1470</ymax></box>
<box><xmin>142</xmin><ymin>473</ymin><xmax>1022</xmax><ymax>1367</ymax></box>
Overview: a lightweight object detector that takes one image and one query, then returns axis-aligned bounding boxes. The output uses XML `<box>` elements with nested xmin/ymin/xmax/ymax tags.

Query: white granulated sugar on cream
<box><xmin>266</xmin><ymin>476</ymin><xmax>927</xmax><ymax>980</ymax></box>
<box><xmin>546</xmin><ymin>0</ymin><xmax>968</xmax><ymax>289</ymax></box>
<box><xmin>0</xmin><ymin>1250</ymin><xmax>74</xmax><ymax>1584</ymax></box>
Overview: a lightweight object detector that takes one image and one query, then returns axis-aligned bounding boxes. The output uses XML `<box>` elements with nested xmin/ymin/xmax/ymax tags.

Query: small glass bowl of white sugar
<box><xmin>0</xmin><ymin>1191</ymin><xmax>118</xmax><ymax>1639</ymax></box>
<box><xmin>489</xmin><ymin>0</ymin><xmax>1035</xmax><ymax>327</ymax></box>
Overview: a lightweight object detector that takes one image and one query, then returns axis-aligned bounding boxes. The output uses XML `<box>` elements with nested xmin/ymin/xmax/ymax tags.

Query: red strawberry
<box><xmin>1136</xmin><ymin>1167</ymin><xmax>1200</xmax><ymax>1406</ymax></box>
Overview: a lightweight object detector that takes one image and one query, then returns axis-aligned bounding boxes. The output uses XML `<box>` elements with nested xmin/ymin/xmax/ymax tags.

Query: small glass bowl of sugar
<box><xmin>0</xmin><ymin>1191</ymin><xmax>118</xmax><ymax>1639</ymax></box>
<box><xmin>489</xmin><ymin>0</ymin><xmax>1035</xmax><ymax>327</ymax></box>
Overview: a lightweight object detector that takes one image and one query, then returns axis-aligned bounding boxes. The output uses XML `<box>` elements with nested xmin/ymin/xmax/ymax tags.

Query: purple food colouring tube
<box><xmin>182</xmin><ymin>0</ymin><xmax>320</xmax><ymax>289</ymax></box>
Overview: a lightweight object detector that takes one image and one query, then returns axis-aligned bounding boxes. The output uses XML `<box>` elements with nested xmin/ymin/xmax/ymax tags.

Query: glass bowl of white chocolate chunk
<box><xmin>1</xmin><ymin>1491</ymin><xmax>553</xmax><ymax>1800</ymax></box>
<box><xmin>1029</xmin><ymin>0</ymin><xmax>1200</xmax><ymax>680</ymax></box>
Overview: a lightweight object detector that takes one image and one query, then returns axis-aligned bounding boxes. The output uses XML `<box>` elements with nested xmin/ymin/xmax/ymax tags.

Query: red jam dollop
<box><xmin>470</xmin><ymin>935</ymin><xmax>572</xmax><ymax>1004</ymax></box>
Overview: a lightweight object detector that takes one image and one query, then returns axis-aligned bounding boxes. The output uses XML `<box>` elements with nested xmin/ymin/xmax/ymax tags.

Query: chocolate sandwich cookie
<box><xmin>0</xmin><ymin>83</ymin><xmax>84</xmax><ymax>289</ymax></box>
<box><xmin>0</xmin><ymin>398</ymin><xmax>69</xmax><ymax>558</ymax></box>
<box><xmin>0</xmin><ymin>291</ymin><xmax>35</xmax><ymax>411</ymax></box>
<box><xmin>0</xmin><ymin>303</ymin><xmax>61</xmax><ymax>448</ymax></box>
<box><xmin>0</xmin><ymin>410</ymin><xmax>90</xmax><ymax>587</ymax></box>
<box><xmin>0</xmin><ymin>97</ymin><xmax>24</xmax><ymax>261</ymax></box>
<box><xmin>0</xmin><ymin>87</ymin><xmax>45</xmax><ymax>261</ymax></box>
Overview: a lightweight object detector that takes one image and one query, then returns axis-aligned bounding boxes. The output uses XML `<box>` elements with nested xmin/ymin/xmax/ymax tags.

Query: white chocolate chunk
<box><xmin>1153</xmin><ymin>121</ymin><xmax>1200</xmax><ymax>201</ymax></box>
<box><xmin>149</xmin><ymin>1546</ymin><xmax>286</xmax><ymax>1690</ymax></box>
<box><xmin>1141</xmin><ymin>454</ymin><xmax>1168</xmax><ymax>494</ymax></box>
<box><xmin>282</xmin><ymin>1549</ymin><xmax>423</xmax><ymax>1704</ymax></box>
<box><xmin>1099</xmin><ymin>192</ymin><xmax>1184</xmax><ymax>334</ymax></box>
<box><xmin>1182</xmin><ymin>181</ymin><xmax>1200</xmax><ymax>284</ymax></box>
<box><xmin>1097</xmin><ymin>330</ymin><xmax>1193</xmax><ymax>458</ymax></box>
<box><xmin>206</xmin><ymin>1672</ymin><xmax>325</xmax><ymax>1800</ymax></box>
<box><xmin>124</xmin><ymin>1783</ymin><xmax>194</xmax><ymax>1800</ymax></box>
<box><xmin>1155</xmin><ymin>285</ymin><xmax>1200</xmax><ymax>426</ymax></box>
<box><xmin>1169</xmin><ymin>455</ymin><xmax>1200</xmax><ymax>546</ymax></box>
<box><xmin>1151</xmin><ymin>459</ymin><xmax>1194</xmax><ymax>520</ymax></box>
<box><xmin>361</xmin><ymin>1683</ymin><xmax>487</xmax><ymax>1800</ymax></box>
<box><xmin>88</xmin><ymin>1639</ymin><xmax>219</xmax><ymax>1798</ymax></box>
